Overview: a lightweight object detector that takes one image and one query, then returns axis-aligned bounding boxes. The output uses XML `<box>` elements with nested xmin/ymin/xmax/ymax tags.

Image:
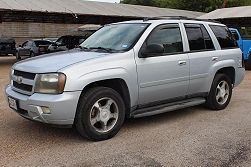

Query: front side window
<box><xmin>210</xmin><ymin>25</ymin><xmax>237</xmax><ymax>49</ymax></box>
<box><xmin>146</xmin><ymin>24</ymin><xmax>183</xmax><ymax>54</ymax></box>
<box><xmin>81</xmin><ymin>23</ymin><xmax>149</xmax><ymax>52</ymax></box>
<box><xmin>56</xmin><ymin>37</ymin><xmax>68</xmax><ymax>45</ymax></box>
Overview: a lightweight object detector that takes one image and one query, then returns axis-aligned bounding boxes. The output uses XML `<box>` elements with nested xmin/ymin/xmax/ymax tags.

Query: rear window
<box><xmin>210</xmin><ymin>25</ymin><xmax>237</xmax><ymax>49</ymax></box>
<box><xmin>34</xmin><ymin>40</ymin><xmax>52</xmax><ymax>47</ymax></box>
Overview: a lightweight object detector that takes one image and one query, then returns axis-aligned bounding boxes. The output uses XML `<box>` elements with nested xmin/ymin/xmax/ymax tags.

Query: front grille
<box><xmin>12</xmin><ymin>70</ymin><xmax>36</xmax><ymax>95</ymax></box>
<box><xmin>14</xmin><ymin>70</ymin><xmax>36</xmax><ymax>80</ymax></box>
<box><xmin>13</xmin><ymin>81</ymin><xmax>33</xmax><ymax>92</ymax></box>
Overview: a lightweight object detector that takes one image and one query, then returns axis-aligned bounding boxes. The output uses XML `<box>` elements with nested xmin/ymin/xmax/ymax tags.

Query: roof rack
<box><xmin>143</xmin><ymin>16</ymin><xmax>221</xmax><ymax>24</ymax></box>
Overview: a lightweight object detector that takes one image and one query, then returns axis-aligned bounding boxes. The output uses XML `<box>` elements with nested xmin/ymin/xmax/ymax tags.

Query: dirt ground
<box><xmin>0</xmin><ymin>56</ymin><xmax>250</xmax><ymax>167</ymax></box>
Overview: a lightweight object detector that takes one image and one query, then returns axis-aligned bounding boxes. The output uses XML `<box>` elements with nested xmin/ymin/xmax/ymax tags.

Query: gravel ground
<box><xmin>0</xmin><ymin>57</ymin><xmax>250</xmax><ymax>167</ymax></box>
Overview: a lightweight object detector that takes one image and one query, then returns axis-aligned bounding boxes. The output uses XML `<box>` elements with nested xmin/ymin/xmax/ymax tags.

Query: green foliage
<box><xmin>120</xmin><ymin>0</ymin><xmax>251</xmax><ymax>12</ymax></box>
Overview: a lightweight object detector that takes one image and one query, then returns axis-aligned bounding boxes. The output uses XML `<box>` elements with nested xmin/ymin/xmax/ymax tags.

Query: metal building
<box><xmin>199</xmin><ymin>6</ymin><xmax>251</xmax><ymax>39</ymax></box>
<box><xmin>0</xmin><ymin>0</ymin><xmax>203</xmax><ymax>44</ymax></box>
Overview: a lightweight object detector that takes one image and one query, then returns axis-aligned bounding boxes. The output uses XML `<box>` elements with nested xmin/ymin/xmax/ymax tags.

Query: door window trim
<box><xmin>139</xmin><ymin>23</ymin><xmax>185</xmax><ymax>58</ymax></box>
<box><xmin>184</xmin><ymin>23</ymin><xmax>216</xmax><ymax>53</ymax></box>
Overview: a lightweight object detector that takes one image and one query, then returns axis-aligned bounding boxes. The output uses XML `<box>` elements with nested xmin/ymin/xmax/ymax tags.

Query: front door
<box><xmin>135</xmin><ymin>23</ymin><xmax>189</xmax><ymax>105</ymax></box>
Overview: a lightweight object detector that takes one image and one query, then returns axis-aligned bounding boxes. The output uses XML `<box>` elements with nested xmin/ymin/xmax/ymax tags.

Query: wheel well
<box><xmin>216</xmin><ymin>67</ymin><xmax>235</xmax><ymax>84</ymax></box>
<box><xmin>81</xmin><ymin>79</ymin><xmax>131</xmax><ymax>117</ymax></box>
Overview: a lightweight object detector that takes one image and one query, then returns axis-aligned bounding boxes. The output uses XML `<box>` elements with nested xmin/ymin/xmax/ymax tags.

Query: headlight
<box><xmin>34</xmin><ymin>73</ymin><xmax>66</xmax><ymax>94</ymax></box>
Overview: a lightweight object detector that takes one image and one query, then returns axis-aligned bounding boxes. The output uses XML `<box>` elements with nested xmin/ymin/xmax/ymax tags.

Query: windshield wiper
<box><xmin>89</xmin><ymin>47</ymin><xmax>114</xmax><ymax>53</ymax></box>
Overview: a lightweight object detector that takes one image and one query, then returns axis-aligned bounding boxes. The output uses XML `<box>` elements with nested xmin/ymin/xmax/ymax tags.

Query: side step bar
<box><xmin>131</xmin><ymin>98</ymin><xmax>206</xmax><ymax>118</ymax></box>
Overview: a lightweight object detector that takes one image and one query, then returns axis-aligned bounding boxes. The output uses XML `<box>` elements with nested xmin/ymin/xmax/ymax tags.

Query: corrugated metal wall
<box><xmin>0</xmin><ymin>22</ymin><xmax>83</xmax><ymax>45</ymax></box>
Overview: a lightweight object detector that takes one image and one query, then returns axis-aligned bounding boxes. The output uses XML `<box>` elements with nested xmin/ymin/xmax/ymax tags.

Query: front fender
<box><xmin>77</xmin><ymin>67</ymin><xmax>130</xmax><ymax>90</ymax></box>
<box><xmin>64</xmin><ymin>67</ymin><xmax>138</xmax><ymax>108</ymax></box>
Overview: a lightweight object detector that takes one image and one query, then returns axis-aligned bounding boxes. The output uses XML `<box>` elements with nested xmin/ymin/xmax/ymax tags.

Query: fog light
<box><xmin>41</xmin><ymin>107</ymin><xmax>51</xmax><ymax>114</ymax></box>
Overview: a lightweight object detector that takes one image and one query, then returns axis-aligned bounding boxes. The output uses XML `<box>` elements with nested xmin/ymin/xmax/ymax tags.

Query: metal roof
<box><xmin>198</xmin><ymin>6</ymin><xmax>251</xmax><ymax>19</ymax></box>
<box><xmin>0</xmin><ymin>0</ymin><xmax>203</xmax><ymax>18</ymax></box>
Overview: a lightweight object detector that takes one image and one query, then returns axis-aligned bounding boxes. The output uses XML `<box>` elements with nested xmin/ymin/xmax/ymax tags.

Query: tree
<box><xmin>120</xmin><ymin>0</ymin><xmax>251</xmax><ymax>12</ymax></box>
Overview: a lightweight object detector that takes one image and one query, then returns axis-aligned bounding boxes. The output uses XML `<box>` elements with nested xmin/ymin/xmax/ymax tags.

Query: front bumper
<box><xmin>5</xmin><ymin>85</ymin><xmax>81</xmax><ymax>125</ymax></box>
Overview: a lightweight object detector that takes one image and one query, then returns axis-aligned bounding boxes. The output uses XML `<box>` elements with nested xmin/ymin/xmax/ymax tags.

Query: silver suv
<box><xmin>6</xmin><ymin>18</ymin><xmax>245</xmax><ymax>141</ymax></box>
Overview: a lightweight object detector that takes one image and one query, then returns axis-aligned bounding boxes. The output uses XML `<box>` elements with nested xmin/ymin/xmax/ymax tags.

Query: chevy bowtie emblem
<box><xmin>16</xmin><ymin>76</ymin><xmax>23</xmax><ymax>84</ymax></box>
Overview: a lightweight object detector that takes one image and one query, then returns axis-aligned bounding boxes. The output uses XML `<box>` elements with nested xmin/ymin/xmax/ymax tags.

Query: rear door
<box><xmin>184</xmin><ymin>23</ymin><xmax>217</xmax><ymax>95</ymax></box>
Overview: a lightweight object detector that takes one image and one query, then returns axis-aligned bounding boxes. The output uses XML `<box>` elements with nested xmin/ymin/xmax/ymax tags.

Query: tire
<box><xmin>245</xmin><ymin>54</ymin><xmax>251</xmax><ymax>70</ymax></box>
<box><xmin>75</xmin><ymin>87</ymin><xmax>125</xmax><ymax>141</ymax></box>
<box><xmin>206</xmin><ymin>74</ymin><xmax>232</xmax><ymax>110</ymax></box>
<box><xmin>30</xmin><ymin>52</ymin><xmax>35</xmax><ymax>57</ymax></box>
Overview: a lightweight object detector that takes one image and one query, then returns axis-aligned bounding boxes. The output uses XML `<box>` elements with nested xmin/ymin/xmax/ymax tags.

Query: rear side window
<box><xmin>201</xmin><ymin>25</ymin><xmax>214</xmax><ymax>50</ymax></box>
<box><xmin>185</xmin><ymin>24</ymin><xmax>214</xmax><ymax>51</ymax></box>
<box><xmin>147</xmin><ymin>24</ymin><xmax>183</xmax><ymax>54</ymax></box>
<box><xmin>210</xmin><ymin>25</ymin><xmax>237</xmax><ymax>49</ymax></box>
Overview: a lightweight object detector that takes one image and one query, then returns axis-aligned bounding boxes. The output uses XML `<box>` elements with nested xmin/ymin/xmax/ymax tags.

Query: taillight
<box><xmin>38</xmin><ymin>46</ymin><xmax>46</xmax><ymax>54</ymax></box>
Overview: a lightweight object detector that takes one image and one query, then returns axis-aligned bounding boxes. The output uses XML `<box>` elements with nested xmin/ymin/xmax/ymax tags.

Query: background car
<box><xmin>48</xmin><ymin>35</ymin><xmax>86</xmax><ymax>53</ymax></box>
<box><xmin>230</xmin><ymin>28</ymin><xmax>251</xmax><ymax>70</ymax></box>
<box><xmin>0</xmin><ymin>37</ymin><xmax>16</xmax><ymax>56</ymax></box>
<box><xmin>43</xmin><ymin>38</ymin><xmax>58</xmax><ymax>43</ymax></box>
<box><xmin>16</xmin><ymin>39</ymin><xmax>53</xmax><ymax>60</ymax></box>
<box><xmin>48</xmin><ymin>24</ymin><xmax>101</xmax><ymax>53</ymax></box>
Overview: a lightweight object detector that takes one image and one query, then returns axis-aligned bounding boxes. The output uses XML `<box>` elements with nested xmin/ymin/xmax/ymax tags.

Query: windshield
<box><xmin>80</xmin><ymin>23</ymin><xmax>149</xmax><ymax>52</ymax></box>
<box><xmin>56</xmin><ymin>36</ymin><xmax>68</xmax><ymax>45</ymax></box>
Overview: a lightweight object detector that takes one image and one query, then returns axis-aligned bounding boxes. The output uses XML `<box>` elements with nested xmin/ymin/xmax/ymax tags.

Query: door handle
<box><xmin>178</xmin><ymin>61</ymin><xmax>186</xmax><ymax>66</ymax></box>
<box><xmin>212</xmin><ymin>57</ymin><xmax>219</xmax><ymax>61</ymax></box>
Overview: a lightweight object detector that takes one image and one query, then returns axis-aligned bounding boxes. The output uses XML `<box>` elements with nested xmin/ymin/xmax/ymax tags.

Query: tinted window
<box><xmin>185</xmin><ymin>24</ymin><xmax>215</xmax><ymax>51</ymax></box>
<box><xmin>56</xmin><ymin>36</ymin><xmax>68</xmax><ymax>45</ymax></box>
<box><xmin>210</xmin><ymin>25</ymin><xmax>237</xmax><ymax>49</ymax></box>
<box><xmin>147</xmin><ymin>24</ymin><xmax>183</xmax><ymax>54</ymax></box>
<box><xmin>185</xmin><ymin>24</ymin><xmax>205</xmax><ymax>51</ymax></box>
<box><xmin>201</xmin><ymin>25</ymin><xmax>214</xmax><ymax>50</ymax></box>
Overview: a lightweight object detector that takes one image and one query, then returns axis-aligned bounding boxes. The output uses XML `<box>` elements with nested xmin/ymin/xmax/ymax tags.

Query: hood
<box><xmin>13</xmin><ymin>49</ymin><xmax>108</xmax><ymax>73</ymax></box>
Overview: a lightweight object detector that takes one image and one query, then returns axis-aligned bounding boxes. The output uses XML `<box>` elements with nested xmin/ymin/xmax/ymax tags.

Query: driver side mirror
<box><xmin>140</xmin><ymin>44</ymin><xmax>164</xmax><ymax>58</ymax></box>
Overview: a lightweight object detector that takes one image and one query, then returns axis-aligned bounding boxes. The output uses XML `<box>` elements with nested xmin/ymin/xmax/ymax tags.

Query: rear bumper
<box><xmin>5</xmin><ymin>85</ymin><xmax>81</xmax><ymax>125</ymax></box>
<box><xmin>235</xmin><ymin>67</ymin><xmax>245</xmax><ymax>87</ymax></box>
